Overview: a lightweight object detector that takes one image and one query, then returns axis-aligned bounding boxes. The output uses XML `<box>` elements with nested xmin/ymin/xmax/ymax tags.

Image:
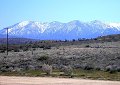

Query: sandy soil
<box><xmin>0</xmin><ymin>76</ymin><xmax>120</xmax><ymax>85</ymax></box>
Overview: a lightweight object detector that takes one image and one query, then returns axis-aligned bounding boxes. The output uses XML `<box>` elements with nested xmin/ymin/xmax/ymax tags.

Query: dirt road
<box><xmin>0</xmin><ymin>76</ymin><xmax>120</xmax><ymax>85</ymax></box>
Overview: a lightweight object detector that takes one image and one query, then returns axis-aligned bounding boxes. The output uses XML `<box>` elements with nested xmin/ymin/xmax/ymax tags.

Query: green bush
<box><xmin>109</xmin><ymin>70</ymin><xmax>116</xmax><ymax>74</ymax></box>
<box><xmin>85</xmin><ymin>45</ymin><xmax>90</xmax><ymax>48</ymax></box>
<box><xmin>0</xmin><ymin>50</ymin><xmax>5</xmax><ymax>53</ymax></box>
<box><xmin>37</xmin><ymin>55</ymin><xmax>49</xmax><ymax>61</ymax></box>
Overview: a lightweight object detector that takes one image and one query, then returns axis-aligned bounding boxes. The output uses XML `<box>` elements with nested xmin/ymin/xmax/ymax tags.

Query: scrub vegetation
<box><xmin>0</xmin><ymin>34</ymin><xmax>120</xmax><ymax>81</ymax></box>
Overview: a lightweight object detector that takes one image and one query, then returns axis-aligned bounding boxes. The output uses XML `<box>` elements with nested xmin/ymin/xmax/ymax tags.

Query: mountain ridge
<box><xmin>0</xmin><ymin>20</ymin><xmax>120</xmax><ymax>40</ymax></box>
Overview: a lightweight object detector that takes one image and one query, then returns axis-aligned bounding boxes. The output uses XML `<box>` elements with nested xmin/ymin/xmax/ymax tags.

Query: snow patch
<box><xmin>109</xmin><ymin>23</ymin><xmax>120</xmax><ymax>30</ymax></box>
<box><xmin>18</xmin><ymin>21</ymin><xmax>29</xmax><ymax>27</ymax></box>
<box><xmin>109</xmin><ymin>23</ymin><xmax>120</xmax><ymax>27</ymax></box>
<box><xmin>34</xmin><ymin>22</ymin><xmax>49</xmax><ymax>33</ymax></box>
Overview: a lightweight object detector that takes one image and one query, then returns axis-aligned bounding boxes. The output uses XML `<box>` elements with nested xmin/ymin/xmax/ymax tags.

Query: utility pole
<box><xmin>6</xmin><ymin>28</ymin><xmax>8</xmax><ymax>55</ymax></box>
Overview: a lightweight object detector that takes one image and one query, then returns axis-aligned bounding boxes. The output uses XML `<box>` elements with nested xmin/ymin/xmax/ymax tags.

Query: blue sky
<box><xmin>0</xmin><ymin>0</ymin><xmax>120</xmax><ymax>29</ymax></box>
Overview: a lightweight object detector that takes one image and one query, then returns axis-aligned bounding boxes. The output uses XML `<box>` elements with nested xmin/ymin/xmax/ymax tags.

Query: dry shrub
<box><xmin>42</xmin><ymin>64</ymin><xmax>52</xmax><ymax>75</ymax></box>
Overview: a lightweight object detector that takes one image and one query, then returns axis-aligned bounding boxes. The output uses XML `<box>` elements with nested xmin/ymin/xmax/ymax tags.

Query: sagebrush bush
<box><xmin>83</xmin><ymin>65</ymin><xmax>94</xmax><ymax>70</ymax></box>
<box><xmin>95</xmin><ymin>67</ymin><xmax>101</xmax><ymax>71</ymax></box>
<box><xmin>105</xmin><ymin>65</ymin><xmax>112</xmax><ymax>71</ymax></box>
<box><xmin>61</xmin><ymin>66</ymin><xmax>73</xmax><ymax>76</ymax></box>
<box><xmin>105</xmin><ymin>65</ymin><xmax>117</xmax><ymax>73</ymax></box>
<box><xmin>42</xmin><ymin>64</ymin><xmax>52</xmax><ymax>75</ymax></box>
<box><xmin>43</xmin><ymin>45</ymin><xmax>51</xmax><ymax>50</ymax></box>
<box><xmin>116</xmin><ymin>67</ymin><xmax>120</xmax><ymax>72</ymax></box>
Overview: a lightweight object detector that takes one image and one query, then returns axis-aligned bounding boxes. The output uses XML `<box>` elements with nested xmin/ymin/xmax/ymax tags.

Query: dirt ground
<box><xmin>0</xmin><ymin>76</ymin><xmax>120</xmax><ymax>85</ymax></box>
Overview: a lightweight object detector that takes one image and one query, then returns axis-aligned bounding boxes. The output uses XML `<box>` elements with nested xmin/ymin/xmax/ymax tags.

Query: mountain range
<box><xmin>0</xmin><ymin>20</ymin><xmax>120</xmax><ymax>40</ymax></box>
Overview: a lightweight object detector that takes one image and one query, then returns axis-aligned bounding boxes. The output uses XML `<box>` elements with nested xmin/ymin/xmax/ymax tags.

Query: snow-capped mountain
<box><xmin>0</xmin><ymin>20</ymin><xmax>120</xmax><ymax>40</ymax></box>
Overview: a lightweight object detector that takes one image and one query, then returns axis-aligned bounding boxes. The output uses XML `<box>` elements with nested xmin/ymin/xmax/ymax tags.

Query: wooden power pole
<box><xmin>6</xmin><ymin>28</ymin><xmax>8</xmax><ymax>55</ymax></box>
